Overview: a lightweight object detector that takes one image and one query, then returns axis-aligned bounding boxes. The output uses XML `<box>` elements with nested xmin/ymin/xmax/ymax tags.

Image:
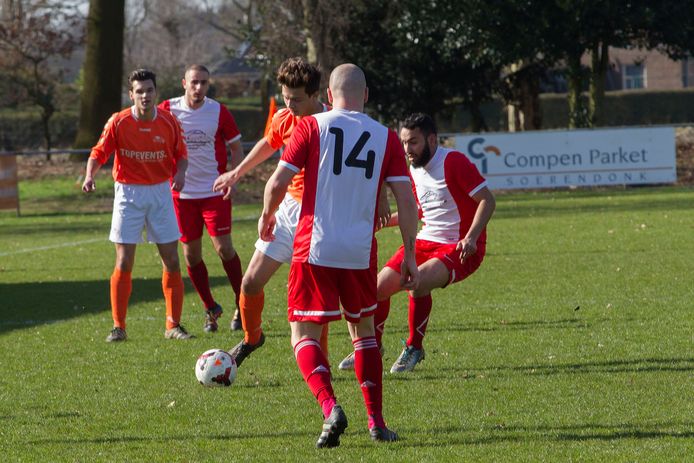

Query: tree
<box><xmin>336</xmin><ymin>0</ymin><xmax>498</xmax><ymax>129</ymax></box>
<box><xmin>541</xmin><ymin>0</ymin><xmax>648</xmax><ymax>128</ymax></box>
<box><xmin>0</xmin><ymin>0</ymin><xmax>83</xmax><ymax>157</ymax></box>
<box><xmin>73</xmin><ymin>0</ymin><xmax>125</xmax><ymax>151</ymax></box>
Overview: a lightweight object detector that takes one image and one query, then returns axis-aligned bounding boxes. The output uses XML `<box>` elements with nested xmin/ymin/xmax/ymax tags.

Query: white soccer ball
<box><xmin>195</xmin><ymin>349</ymin><xmax>237</xmax><ymax>387</ymax></box>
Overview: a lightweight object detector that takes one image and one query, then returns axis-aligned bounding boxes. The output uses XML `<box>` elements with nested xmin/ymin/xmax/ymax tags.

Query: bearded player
<box><xmin>338</xmin><ymin>112</ymin><xmax>496</xmax><ymax>373</ymax></box>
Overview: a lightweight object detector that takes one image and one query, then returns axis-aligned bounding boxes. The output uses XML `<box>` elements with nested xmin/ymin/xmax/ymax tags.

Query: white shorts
<box><xmin>254</xmin><ymin>193</ymin><xmax>300</xmax><ymax>264</ymax></box>
<box><xmin>109</xmin><ymin>181</ymin><xmax>181</xmax><ymax>244</ymax></box>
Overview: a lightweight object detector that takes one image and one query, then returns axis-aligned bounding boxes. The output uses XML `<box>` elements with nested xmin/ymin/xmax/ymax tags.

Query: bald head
<box><xmin>328</xmin><ymin>63</ymin><xmax>368</xmax><ymax>111</ymax></box>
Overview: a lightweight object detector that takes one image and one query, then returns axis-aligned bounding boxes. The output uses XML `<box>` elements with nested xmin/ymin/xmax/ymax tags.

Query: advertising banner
<box><xmin>447</xmin><ymin>127</ymin><xmax>676</xmax><ymax>190</ymax></box>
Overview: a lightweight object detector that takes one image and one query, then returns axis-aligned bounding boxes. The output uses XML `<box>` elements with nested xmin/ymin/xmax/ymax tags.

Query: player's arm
<box><xmin>213</xmin><ymin>137</ymin><xmax>277</xmax><ymax>198</ymax></box>
<box><xmin>389</xmin><ymin>180</ymin><xmax>420</xmax><ymax>290</ymax></box>
<box><xmin>375</xmin><ymin>187</ymin><xmax>391</xmax><ymax>231</ymax></box>
<box><xmin>171</xmin><ymin>157</ymin><xmax>188</xmax><ymax>192</ymax></box>
<box><xmin>82</xmin><ymin>157</ymin><xmax>102</xmax><ymax>193</ymax></box>
<box><xmin>258</xmin><ymin>164</ymin><xmax>295</xmax><ymax>241</ymax></box>
<box><xmin>457</xmin><ymin>187</ymin><xmax>495</xmax><ymax>262</ymax></box>
<box><xmin>82</xmin><ymin>114</ymin><xmax>117</xmax><ymax>193</ymax></box>
<box><xmin>227</xmin><ymin>138</ymin><xmax>244</xmax><ymax>170</ymax></box>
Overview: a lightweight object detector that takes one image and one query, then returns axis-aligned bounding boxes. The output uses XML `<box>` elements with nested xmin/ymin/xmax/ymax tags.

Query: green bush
<box><xmin>0</xmin><ymin>110</ymin><xmax>79</xmax><ymax>150</ymax></box>
<box><xmin>0</xmin><ymin>106</ymin><xmax>266</xmax><ymax>151</ymax></box>
<box><xmin>442</xmin><ymin>88</ymin><xmax>694</xmax><ymax>133</ymax></box>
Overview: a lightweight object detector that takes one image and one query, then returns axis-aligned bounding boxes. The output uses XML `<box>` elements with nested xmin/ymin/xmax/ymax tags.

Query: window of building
<box><xmin>623</xmin><ymin>63</ymin><xmax>646</xmax><ymax>89</ymax></box>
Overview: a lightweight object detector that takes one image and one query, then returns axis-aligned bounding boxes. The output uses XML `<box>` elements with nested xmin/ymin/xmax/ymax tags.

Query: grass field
<box><xmin>1</xmin><ymin>178</ymin><xmax>693</xmax><ymax>462</ymax></box>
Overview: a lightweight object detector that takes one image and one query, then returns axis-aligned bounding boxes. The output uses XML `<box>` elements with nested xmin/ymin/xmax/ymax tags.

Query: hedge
<box><xmin>441</xmin><ymin>88</ymin><xmax>694</xmax><ymax>133</ymax></box>
<box><xmin>0</xmin><ymin>107</ymin><xmax>266</xmax><ymax>151</ymax></box>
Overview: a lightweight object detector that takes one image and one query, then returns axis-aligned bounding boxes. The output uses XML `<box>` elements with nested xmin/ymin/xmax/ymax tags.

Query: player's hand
<box><xmin>376</xmin><ymin>202</ymin><xmax>391</xmax><ymax>232</ymax></box>
<box><xmin>213</xmin><ymin>170</ymin><xmax>239</xmax><ymax>195</ymax></box>
<box><xmin>171</xmin><ymin>171</ymin><xmax>185</xmax><ymax>192</ymax></box>
<box><xmin>82</xmin><ymin>177</ymin><xmax>96</xmax><ymax>193</ymax></box>
<box><xmin>258</xmin><ymin>213</ymin><xmax>276</xmax><ymax>242</ymax></box>
<box><xmin>400</xmin><ymin>257</ymin><xmax>420</xmax><ymax>291</ymax></box>
<box><xmin>456</xmin><ymin>237</ymin><xmax>477</xmax><ymax>263</ymax></box>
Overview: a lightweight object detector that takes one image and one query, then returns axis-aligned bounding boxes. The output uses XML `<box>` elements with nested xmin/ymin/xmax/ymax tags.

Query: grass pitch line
<box><xmin>0</xmin><ymin>237</ymin><xmax>105</xmax><ymax>257</ymax></box>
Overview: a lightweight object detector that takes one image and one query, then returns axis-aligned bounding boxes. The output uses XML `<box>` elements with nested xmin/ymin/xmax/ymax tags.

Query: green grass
<box><xmin>1</xmin><ymin>182</ymin><xmax>693</xmax><ymax>462</ymax></box>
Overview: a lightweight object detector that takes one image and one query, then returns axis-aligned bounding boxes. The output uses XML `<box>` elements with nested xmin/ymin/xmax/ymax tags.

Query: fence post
<box><xmin>0</xmin><ymin>154</ymin><xmax>20</xmax><ymax>216</ymax></box>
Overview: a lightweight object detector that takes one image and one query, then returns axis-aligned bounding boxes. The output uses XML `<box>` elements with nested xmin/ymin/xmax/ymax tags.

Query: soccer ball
<box><xmin>195</xmin><ymin>349</ymin><xmax>237</xmax><ymax>387</ymax></box>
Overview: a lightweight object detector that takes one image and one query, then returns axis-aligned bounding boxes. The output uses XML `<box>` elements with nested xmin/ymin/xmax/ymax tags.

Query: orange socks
<box><xmin>110</xmin><ymin>268</ymin><xmax>132</xmax><ymax>329</ymax></box>
<box><xmin>162</xmin><ymin>270</ymin><xmax>184</xmax><ymax>330</ymax></box>
<box><xmin>240</xmin><ymin>291</ymin><xmax>264</xmax><ymax>344</ymax></box>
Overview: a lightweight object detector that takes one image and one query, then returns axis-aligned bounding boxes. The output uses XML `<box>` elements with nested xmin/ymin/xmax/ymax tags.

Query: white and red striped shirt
<box><xmin>159</xmin><ymin>97</ymin><xmax>241</xmax><ymax>199</ymax></box>
<box><xmin>411</xmin><ymin>147</ymin><xmax>488</xmax><ymax>245</ymax></box>
<box><xmin>280</xmin><ymin>108</ymin><xmax>410</xmax><ymax>269</ymax></box>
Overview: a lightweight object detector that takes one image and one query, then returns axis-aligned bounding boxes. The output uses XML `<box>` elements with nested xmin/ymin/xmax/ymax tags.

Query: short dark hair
<box><xmin>276</xmin><ymin>57</ymin><xmax>321</xmax><ymax>96</ymax></box>
<box><xmin>128</xmin><ymin>69</ymin><xmax>157</xmax><ymax>90</ymax></box>
<box><xmin>185</xmin><ymin>64</ymin><xmax>210</xmax><ymax>76</ymax></box>
<box><xmin>402</xmin><ymin>112</ymin><xmax>437</xmax><ymax>138</ymax></box>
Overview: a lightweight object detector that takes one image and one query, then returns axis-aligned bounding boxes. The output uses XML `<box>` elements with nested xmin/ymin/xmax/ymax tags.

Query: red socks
<box><xmin>186</xmin><ymin>261</ymin><xmax>215</xmax><ymax>309</ymax></box>
<box><xmin>407</xmin><ymin>294</ymin><xmax>432</xmax><ymax>349</ymax></box>
<box><xmin>353</xmin><ymin>336</ymin><xmax>385</xmax><ymax>429</ymax></box>
<box><xmin>294</xmin><ymin>338</ymin><xmax>335</xmax><ymax>419</ymax></box>
<box><xmin>222</xmin><ymin>254</ymin><xmax>243</xmax><ymax>309</ymax></box>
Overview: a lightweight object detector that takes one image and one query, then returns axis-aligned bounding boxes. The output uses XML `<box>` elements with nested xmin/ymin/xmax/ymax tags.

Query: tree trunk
<box><xmin>73</xmin><ymin>0</ymin><xmax>125</xmax><ymax>155</ymax></box>
<box><xmin>505</xmin><ymin>61</ymin><xmax>542</xmax><ymax>131</ymax></box>
<box><xmin>519</xmin><ymin>72</ymin><xmax>542</xmax><ymax>130</ymax></box>
<box><xmin>589</xmin><ymin>42</ymin><xmax>608</xmax><ymax>127</ymax></box>
<box><xmin>566</xmin><ymin>53</ymin><xmax>587</xmax><ymax>129</ymax></box>
<box><xmin>301</xmin><ymin>0</ymin><xmax>318</xmax><ymax>65</ymax></box>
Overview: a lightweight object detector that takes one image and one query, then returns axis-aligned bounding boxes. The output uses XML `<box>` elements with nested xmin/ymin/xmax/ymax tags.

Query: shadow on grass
<box><xmin>24</xmin><ymin>422</ymin><xmax>694</xmax><ymax>448</ymax></box>
<box><xmin>25</xmin><ymin>429</ymin><xmax>312</xmax><ymax>446</ymax></box>
<box><xmin>0</xmin><ymin>276</ymin><xmax>233</xmax><ymax>336</ymax></box>
<box><xmin>428</xmin><ymin>357</ymin><xmax>694</xmax><ymax>378</ymax></box>
<box><xmin>387</xmin><ymin>420</ymin><xmax>694</xmax><ymax>448</ymax></box>
<box><xmin>384</xmin><ymin>318</ymin><xmax>599</xmax><ymax>337</ymax></box>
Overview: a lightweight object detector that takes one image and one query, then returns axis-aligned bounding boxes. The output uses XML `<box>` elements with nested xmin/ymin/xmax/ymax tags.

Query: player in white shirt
<box><xmin>259</xmin><ymin>64</ymin><xmax>420</xmax><ymax>448</ymax></box>
<box><xmin>338</xmin><ymin>112</ymin><xmax>496</xmax><ymax>373</ymax></box>
<box><xmin>159</xmin><ymin>64</ymin><xmax>245</xmax><ymax>333</ymax></box>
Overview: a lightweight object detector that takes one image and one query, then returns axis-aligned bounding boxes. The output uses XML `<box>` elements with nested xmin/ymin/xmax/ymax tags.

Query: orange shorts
<box><xmin>287</xmin><ymin>262</ymin><xmax>377</xmax><ymax>324</ymax></box>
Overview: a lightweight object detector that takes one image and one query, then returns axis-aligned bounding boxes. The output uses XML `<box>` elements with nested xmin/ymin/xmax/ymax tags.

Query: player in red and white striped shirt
<box><xmin>160</xmin><ymin>64</ymin><xmax>245</xmax><ymax>334</ymax></box>
<box><xmin>260</xmin><ymin>64</ymin><xmax>420</xmax><ymax>447</ymax></box>
<box><xmin>338</xmin><ymin>113</ymin><xmax>496</xmax><ymax>373</ymax></box>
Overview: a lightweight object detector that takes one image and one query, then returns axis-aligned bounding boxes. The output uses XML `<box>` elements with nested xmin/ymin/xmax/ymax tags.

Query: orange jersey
<box><xmin>90</xmin><ymin>107</ymin><xmax>187</xmax><ymax>185</ymax></box>
<box><xmin>266</xmin><ymin>105</ymin><xmax>329</xmax><ymax>202</ymax></box>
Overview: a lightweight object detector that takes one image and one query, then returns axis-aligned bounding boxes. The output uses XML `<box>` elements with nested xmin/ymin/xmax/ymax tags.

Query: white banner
<box><xmin>446</xmin><ymin>127</ymin><xmax>676</xmax><ymax>189</ymax></box>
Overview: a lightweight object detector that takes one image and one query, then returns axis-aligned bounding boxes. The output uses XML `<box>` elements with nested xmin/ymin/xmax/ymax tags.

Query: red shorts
<box><xmin>287</xmin><ymin>262</ymin><xmax>377</xmax><ymax>324</ymax></box>
<box><xmin>385</xmin><ymin>239</ymin><xmax>485</xmax><ymax>287</ymax></box>
<box><xmin>173</xmin><ymin>195</ymin><xmax>232</xmax><ymax>243</ymax></box>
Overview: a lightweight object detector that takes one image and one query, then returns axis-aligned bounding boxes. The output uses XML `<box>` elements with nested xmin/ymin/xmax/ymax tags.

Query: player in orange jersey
<box><xmin>212</xmin><ymin>57</ymin><xmax>330</xmax><ymax>366</ymax></box>
<box><xmin>82</xmin><ymin>69</ymin><xmax>191</xmax><ymax>342</ymax></box>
